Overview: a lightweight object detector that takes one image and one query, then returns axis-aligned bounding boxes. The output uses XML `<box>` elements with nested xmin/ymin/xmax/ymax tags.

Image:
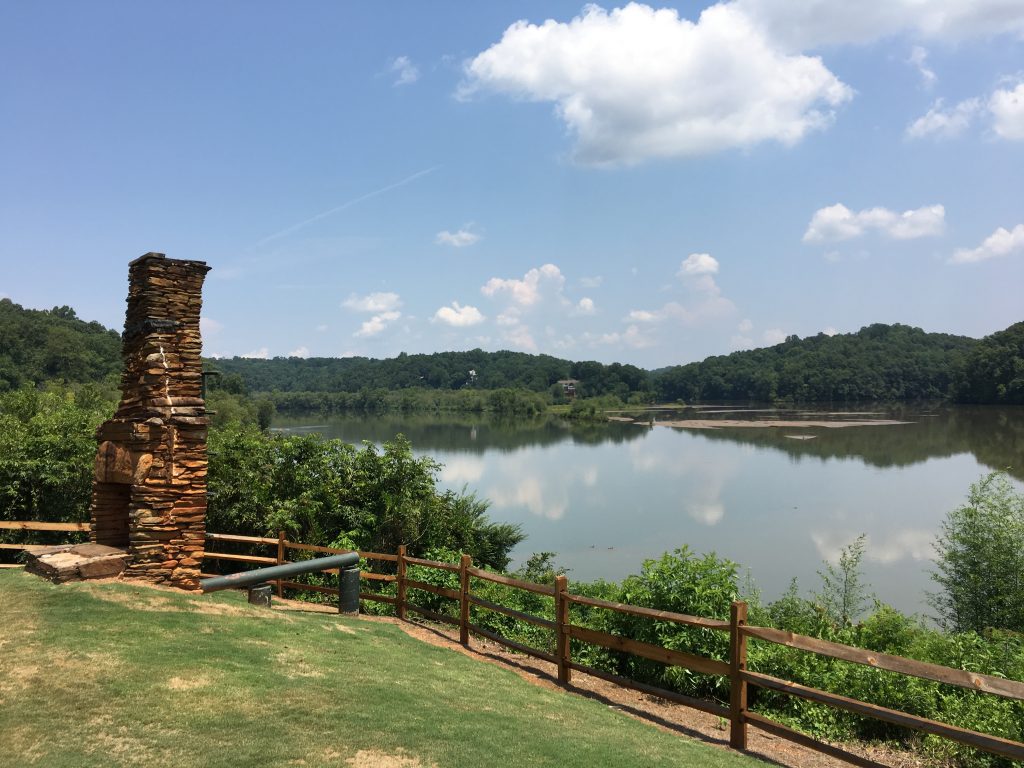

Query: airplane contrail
<box><xmin>256</xmin><ymin>165</ymin><xmax>441</xmax><ymax>246</ymax></box>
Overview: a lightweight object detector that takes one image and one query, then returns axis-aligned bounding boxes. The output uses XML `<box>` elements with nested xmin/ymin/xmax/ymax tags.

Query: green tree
<box><xmin>813</xmin><ymin>533</ymin><xmax>872</xmax><ymax>627</ymax></box>
<box><xmin>929</xmin><ymin>472</ymin><xmax>1024</xmax><ymax>633</ymax></box>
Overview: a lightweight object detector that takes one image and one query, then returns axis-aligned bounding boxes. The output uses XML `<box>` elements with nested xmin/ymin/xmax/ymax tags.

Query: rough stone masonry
<box><xmin>88</xmin><ymin>252</ymin><xmax>211</xmax><ymax>589</ymax></box>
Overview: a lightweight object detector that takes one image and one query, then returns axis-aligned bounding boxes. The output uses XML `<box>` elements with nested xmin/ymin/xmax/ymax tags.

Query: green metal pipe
<box><xmin>200</xmin><ymin>552</ymin><xmax>359</xmax><ymax>593</ymax></box>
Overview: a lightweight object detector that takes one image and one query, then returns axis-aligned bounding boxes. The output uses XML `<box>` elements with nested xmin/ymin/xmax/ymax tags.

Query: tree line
<box><xmin>1</xmin><ymin>298</ymin><xmax>1020</xmax><ymax>404</ymax></box>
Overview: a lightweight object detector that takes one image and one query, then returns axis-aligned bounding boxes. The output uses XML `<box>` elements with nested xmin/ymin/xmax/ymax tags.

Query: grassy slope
<box><xmin>0</xmin><ymin>571</ymin><xmax>762</xmax><ymax>768</ymax></box>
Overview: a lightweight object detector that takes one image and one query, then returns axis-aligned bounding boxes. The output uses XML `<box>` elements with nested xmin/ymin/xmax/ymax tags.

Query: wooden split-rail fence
<box><xmin>4</xmin><ymin>521</ymin><xmax>1024</xmax><ymax>765</ymax></box>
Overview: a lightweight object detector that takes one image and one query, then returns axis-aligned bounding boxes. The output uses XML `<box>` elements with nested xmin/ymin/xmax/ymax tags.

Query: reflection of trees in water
<box><xmin>275</xmin><ymin>406</ymin><xmax>1023</xmax><ymax>479</ymax></box>
<box><xmin>677</xmin><ymin>406</ymin><xmax>1024</xmax><ymax>481</ymax></box>
<box><xmin>275</xmin><ymin>413</ymin><xmax>646</xmax><ymax>453</ymax></box>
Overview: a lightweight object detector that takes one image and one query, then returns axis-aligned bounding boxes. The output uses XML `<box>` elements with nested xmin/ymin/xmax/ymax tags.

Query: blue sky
<box><xmin>1</xmin><ymin>1</ymin><xmax>1022</xmax><ymax>367</ymax></box>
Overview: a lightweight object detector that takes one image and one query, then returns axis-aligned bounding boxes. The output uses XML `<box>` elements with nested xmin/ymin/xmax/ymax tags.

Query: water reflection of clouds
<box><xmin>483</xmin><ymin>455</ymin><xmax>601</xmax><ymax>521</ymax></box>
<box><xmin>628</xmin><ymin>442</ymin><xmax>735</xmax><ymax>526</ymax></box>
<box><xmin>439</xmin><ymin>456</ymin><xmax>486</xmax><ymax>485</ymax></box>
<box><xmin>811</xmin><ymin>529</ymin><xmax>935</xmax><ymax>564</ymax></box>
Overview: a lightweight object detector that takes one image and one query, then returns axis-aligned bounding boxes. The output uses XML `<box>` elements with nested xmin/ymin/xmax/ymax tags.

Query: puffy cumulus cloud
<box><xmin>733</xmin><ymin>0</ymin><xmax>1024</xmax><ymax>49</ymax></box>
<box><xmin>822</xmin><ymin>326</ymin><xmax>839</xmax><ymax>337</ymax></box>
<box><xmin>342</xmin><ymin>291</ymin><xmax>402</xmax><ymax>313</ymax></box>
<box><xmin>435</xmin><ymin>228</ymin><xmax>481</xmax><ymax>247</ymax></box>
<box><xmin>288</xmin><ymin>346</ymin><xmax>310</xmax><ymax>358</ymax></box>
<box><xmin>355</xmin><ymin>310</ymin><xmax>402</xmax><ymax>338</ymax></box>
<box><xmin>460</xmin><ymin>3</ymin><xmax>851</xmax><ymax>165</ymax></box>
<box><xmin>738</xmin><ymin>318</ymin><xmax>754</xmax><ymax>333</ymax></box>
<box><xmin>803</xmin><ymin>203</ymin><xmax>945</xmax><ymax>242</ymax></box>
<box><xmin>481</xmin><ymin>263</ymin><xmax>565</xmax><ymax>306</ymax></box>
<box><xmin>627</xmin><ymin>252</ymin><xmax>734</xmax><ymax>331</ymax></box>
<box><xmin>200</xmin><ymin>316</ymin><xmax>223</xmax><ymax>335</ymax></box>
<box><xmin>390</xmin><ymin>55</ymin><xmax>419</xmax><ymax>86</ymax></box>
<box><xmin>242</xmin><ymin>347</ymin><xmax>270</xmax><ymax>359</ymax></box>
<box><xmin>763</xmin><ymin>328</ymin><xmax>787</xmax><ymax>345</ymax></box>
<box><xmin>502</xmin><ymin>323</ymin><xmax>538</xmax><ymax>352</ymax></box>
<box><xmin>678</xmin><ymin>252</ymin><xmax>719</xmax><ymax>276</ymax></box>
<box><xmin>950</xmin><ymin>223</ymin><xmax>1024</xmax><ymax>264</ymax></box>
<box><xmin>906</xmin><ymin>98</ymin><xmax>982</xmax><ymax>140</ymax></box>
<box><xmin>574</xmin><ymin>297</ymin><xmax>596</xmax><ymax>315</ymax></box>
<box><xmin>433</xmin><ymin>301</ymin><xmax>486</xmax><ymax>327</ymax></box>
<box><xmin>990</xmin><ymin>82</ymin><xmax>1024</xmax><ymax>140</ymax></box>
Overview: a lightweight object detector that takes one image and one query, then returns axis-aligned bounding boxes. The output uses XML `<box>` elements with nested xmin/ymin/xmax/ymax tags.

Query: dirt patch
<box><xmin>346</xmin><ymin>749</ymin><xmax>436</xmax><ymax>768</ymax></box>
<box><xmin>275</xmin><ymin>648</ymin><xmax>325</xmax><ymax>679</ymax></box>
<box><xmin>166</xmin><ymin>674</ymin><xmax>212</xmax><ymax>691</ymax></box>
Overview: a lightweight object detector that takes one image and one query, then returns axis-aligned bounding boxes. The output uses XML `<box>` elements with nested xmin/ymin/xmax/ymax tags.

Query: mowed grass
<box><xmin>0</xmin><ymin>570</ymin><xmax>763</xmax><ymax>768</ymax></box>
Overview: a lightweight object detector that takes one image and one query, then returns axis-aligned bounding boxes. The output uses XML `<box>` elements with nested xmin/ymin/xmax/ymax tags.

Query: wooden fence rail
<box><xmin>5</xmin><ymin>521</ymin><xmax>1023</xmax><ymax>765</ymax></box>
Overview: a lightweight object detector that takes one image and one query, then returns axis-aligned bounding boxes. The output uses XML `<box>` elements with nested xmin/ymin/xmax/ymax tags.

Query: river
<box><xmin>273</xmin><ymin>404</ymin><xmax>1024</xmax><ymax>616</ymax></box>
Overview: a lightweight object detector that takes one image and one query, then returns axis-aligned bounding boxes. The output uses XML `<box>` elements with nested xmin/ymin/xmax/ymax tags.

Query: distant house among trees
<box><xmin>558</xmin><ymin>379</ymin><xmax>579</xmax><ymax>399</ymax></box>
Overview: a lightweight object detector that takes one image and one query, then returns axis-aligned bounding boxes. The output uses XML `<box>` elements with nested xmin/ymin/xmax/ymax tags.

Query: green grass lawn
<box><xmin>0</xmin><ymin>570</ymin><xmax>762</xmax><ymax>768</ymax></box>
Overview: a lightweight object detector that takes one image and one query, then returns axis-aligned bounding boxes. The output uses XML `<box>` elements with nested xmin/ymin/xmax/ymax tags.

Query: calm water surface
<box><xmin>275</xmin><ymin>405</ymin><xmax>1024</xmax><ymax>615</ymax></box>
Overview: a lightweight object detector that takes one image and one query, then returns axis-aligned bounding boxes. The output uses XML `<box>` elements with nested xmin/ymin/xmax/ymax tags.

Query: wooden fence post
<box><xmin>276</xmin><ymin>530</ymin><xmax>286</xmax><ymax>598</ymax></box>
<box><xmin>730</xmin><ymin>600</ymin><xmax>749</xmax><ymax>750</ymax></box>
<box><xmin>555</xmin><ymin>574</ymin><xmax>571</xmax><ymax>685</ymax></box>
<box><xmin>396</xmin><ymin>544</ymin><xmax>407</xmax><ymax>621</ymax></box>
<box><xmin>459</xmin><ymin>554</ymin><xmax>471</xmax><ymax>645</ymax></box>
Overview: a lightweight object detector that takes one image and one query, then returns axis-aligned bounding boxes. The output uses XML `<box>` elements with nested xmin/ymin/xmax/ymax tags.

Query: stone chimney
<box><xmin>89</xmin><ymin>253</ymin><xmax>211</xmax><ymax>589</ymax></box>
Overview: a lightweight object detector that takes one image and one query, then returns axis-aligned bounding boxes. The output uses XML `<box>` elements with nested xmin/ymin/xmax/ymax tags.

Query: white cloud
<box><xmin>200</xmin><ymin>316</ymin><xmax>223</xmax><ymax>335</ymax></box>
<box><xmin>435</xmin><ymin>228</ymin><xmax>481</xmax><ymax>247</ymax></box>
<box><xmin>355</xmin><ymin>311</ymin><xmax>402</xmax><ymax>338</ymax></box>
<box><xmin>481</xmin><ymin>263</ymin><xmax>565</xmax><ymax>306</ymax></box>
<box><xmin>803</xmin><ymin>203</ymin><xmax>945</xmax><ymax>242</ymax></box>
<box><xmin>242</xmin><ymin>347</ymin><xmax>270</xmax><ymax>359</ymax></box>
<box><xmin>460</xmin><ymin>2</ymin><xmax>851</xmax><ymax>165</ymax></box>
<box><xmin>678</xmin><ymin>252</ymin><xmax>719</xmax><ymax>276</ymax></box>
<box><xmin>315</xmin><ymin>324</ymin><xmax>328</xmax><ymax>333</ymax></box>
<box><xmin>599</xmin><ymin>324</ymin><xmax>656</xmax><ymax>349</ymax></box>
<box><xmin>496</xmin><ymin>309</ymin><xmax>521</xmax><ymax>326</ymax></box>
<box><xmin>575</xmin><ymin>297</ymin><xmax>596</xmax><ymax>315</ymax></box>
<box><xmin>763</xmin><ymin>328</ymin><xmax>787</xmax><ymax>345</ymax></box>
<box><xmin>390</xmin><ymin>55</ymin><xmax>419</xmax><ymax>86</ymax></box>
<box><xmin>990</xmin><ymin>82</ymin><xmax>1024</xmax><ymax>140</ymax></box>
<box><xmin>627</xmin><ymin>308</ymin><xmax>661</xmax><ymax>322</ymax></box>
<box><xmin>502</xmin><ymin>323</ymin><xmax>538</xmax><ymax>351</ymax></box>
<box><xmin>737</xmin><ymin>318</ymin><xmax>753</xmax><ymax>333</ymax></box>
<box><xmin>908</xmin><ymin>46</ymin><xmax>936</xmax><ymax>89</ymax></box>
<box><xmin>730</xmin><ymin>335</ymin><xmax>755</xmax><ymax>350</ymax></box>
<box><xmin>822</xmin><ymin>326</ymin><xmax>839</xmax><ymax>337</ymax></box>
<box><xmin>342</xmin><ymin>292</ymin><xmax>402</xmax><ymax>313</ymax></box>
<box><xmin>434</xmin><ymin>301</ymin><xmax>486</xmax><ymax>327</ymax></box>
<box><xmin>906</xmin><ymin>97</ymin><xmax>982</xmax><ymax>140</ymax></box>
<box><xmin>288</xmin><ymin>346</ymin><xmax>310</xmax><ymax>358</ymax></box>
<box><xmin>580</xmin><ymin>275</ymin><xmax>604</xmax><ymax>288</ymax></box>
<box><xmin>733</xmin><ymin>0</ymin><xmax>1024</xmax><ymax>49</ymax></box>
<box><xmin>950</xmin><ymin>223</ymin><xmax>1024</xmax><ymax>264</ymax></box>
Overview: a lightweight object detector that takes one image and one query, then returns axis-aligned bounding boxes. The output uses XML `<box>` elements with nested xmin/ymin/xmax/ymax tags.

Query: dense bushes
<box><xmin>207</xmin><ymin>426</ymin><xmax>523</xmax><ymax>570</ymax></box>
<box><xmin>0</xmin><ymin>386</ymin><xmax>115</xmax><ymax>536</ymax></box>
